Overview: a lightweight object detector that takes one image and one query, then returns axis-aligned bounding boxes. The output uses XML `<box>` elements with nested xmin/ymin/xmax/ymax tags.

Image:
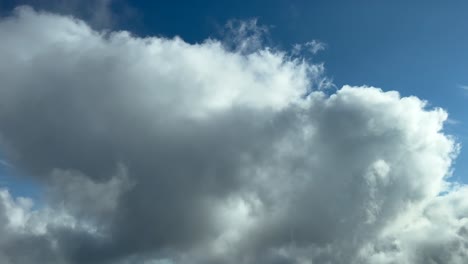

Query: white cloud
<box><xmin>0</xmin><ymin>6</ymin><xmax>466</xmax><ymax>264</ymax></box>
<box><xmin>292</xmin><ymin>40</ymin><xmax>326</xmax><ymax>55</ymax></box>
<box><xmin>305</xmin><ymin>40</ymin><xmax>326</xmax><ymax>54</ymax></box>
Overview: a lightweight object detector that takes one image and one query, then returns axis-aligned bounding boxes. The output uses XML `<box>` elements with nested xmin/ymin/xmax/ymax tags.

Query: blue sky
<box><xmin>0</xmin><ymin>0</ymin><xmax>467</xmax><ymax>193</ymax></box>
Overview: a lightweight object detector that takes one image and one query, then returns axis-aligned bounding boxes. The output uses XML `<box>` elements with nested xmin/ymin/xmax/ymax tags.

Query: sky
<box><xmin>0</xmin><ymin>1</ymin><xmax>467</xmax><ymax>263</ymax></box>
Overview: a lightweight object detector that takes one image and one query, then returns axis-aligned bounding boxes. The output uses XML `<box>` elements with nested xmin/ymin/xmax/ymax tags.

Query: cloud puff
<box><xmin>0</xmin><ymin>6</ymin><xmax>466</xmax><ymax>264</ymax></box>
<box><xmin>292</xmin><ymin>40</ymin><xmax>326</xmax><ymax>56</ymax></box>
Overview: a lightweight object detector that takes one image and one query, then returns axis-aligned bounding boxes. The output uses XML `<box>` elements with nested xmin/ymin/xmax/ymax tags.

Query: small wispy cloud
<box><xmin>223</xmin><ymin>18</ymin><xmax>271</xmax><ymax>54</ymax></box>
<box><xmin>446</xmin><ymin>118</ymin><xmax>461</xmax><ymax>125</ymax></box>
<box><xmin>458</xmin><ymin>84</ymin><xmax>468</xmax><ymax>92</ymax></box>
<box><xmin>0</xmin><ymin>160</ymin><xmax>11</xmax><ymax>167</ymax></box>
<box><xmin>305</xmin><ymin>40</ymin><xmax>326</xmax><ymax>54</ymax></box>
<box><xmin>292</xmin><ymin>39</ymin><xmax>326</xmax><ymax>56</ymax></box>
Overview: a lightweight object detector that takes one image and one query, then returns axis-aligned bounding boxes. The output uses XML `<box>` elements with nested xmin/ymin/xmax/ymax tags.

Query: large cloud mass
<box><xmin>0</xmin><ymin>6</ymin><xmax>466</xmax><ymax>264</ymax></box>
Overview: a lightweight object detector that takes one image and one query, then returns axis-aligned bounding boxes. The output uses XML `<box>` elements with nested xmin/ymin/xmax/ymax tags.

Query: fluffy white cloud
<box><xmin>0</xmin><ymin>6</ymin><xmax>466</xmax><ymax>264</ymax></box>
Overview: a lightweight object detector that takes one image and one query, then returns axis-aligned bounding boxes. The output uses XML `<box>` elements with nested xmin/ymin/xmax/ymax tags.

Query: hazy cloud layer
<box><xmin>0</xmin><ymin>7</ymin><xmax>466</xmax><ymax>264</ymax></box>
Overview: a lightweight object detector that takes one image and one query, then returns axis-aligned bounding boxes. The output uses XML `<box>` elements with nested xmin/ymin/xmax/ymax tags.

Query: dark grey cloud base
<box><xmin>0</xmin><ymin>7</ymin><xmax>467</xmax><ymax>264</ymax></box>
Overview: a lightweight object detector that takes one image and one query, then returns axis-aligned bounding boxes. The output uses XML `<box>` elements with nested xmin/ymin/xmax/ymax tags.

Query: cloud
<box><xmin>459</xmin><ymin>84</ymin><xmax>468</xmax><ymax>91</ymax></box>
<box><xmin>222</xmin><ymin>18</ymin><xmax>272</xmax><ymax>54</ymax></box>
<box><xmin>305</xmin><ymin>40</ymin><xmax>326</xmax><ymax>54</ymax></box>
<box><xmin>459</xmin><ymin>84</ymin><xmax>468</xmax><ymax>97</ymax></box>
<box><xmin>0</xmin><ymin>6</ymin><xmax>466</xmax><ymax>264</ymax></box>
<box><xmin>292</xmin><ymin>40</ymin><xmax>326</xmax><ymax>56</ymax></box>
<box><xmin>0</xmin><ymin>160</ymin><xmax>10</xmax><ymax>167</ymax></box>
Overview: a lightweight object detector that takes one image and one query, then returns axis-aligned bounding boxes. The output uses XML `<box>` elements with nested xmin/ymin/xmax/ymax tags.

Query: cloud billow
<box><xmin>0</xmin><ymin>6</ymin><xmax>466</xmax><ymax>264</ymax></box>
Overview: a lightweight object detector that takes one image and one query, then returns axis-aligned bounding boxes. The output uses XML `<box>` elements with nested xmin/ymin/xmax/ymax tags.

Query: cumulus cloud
<box><xmin>0</xmin><ymin>6</ymin><xmax>466</xmax><ymax>264</ymax></box>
